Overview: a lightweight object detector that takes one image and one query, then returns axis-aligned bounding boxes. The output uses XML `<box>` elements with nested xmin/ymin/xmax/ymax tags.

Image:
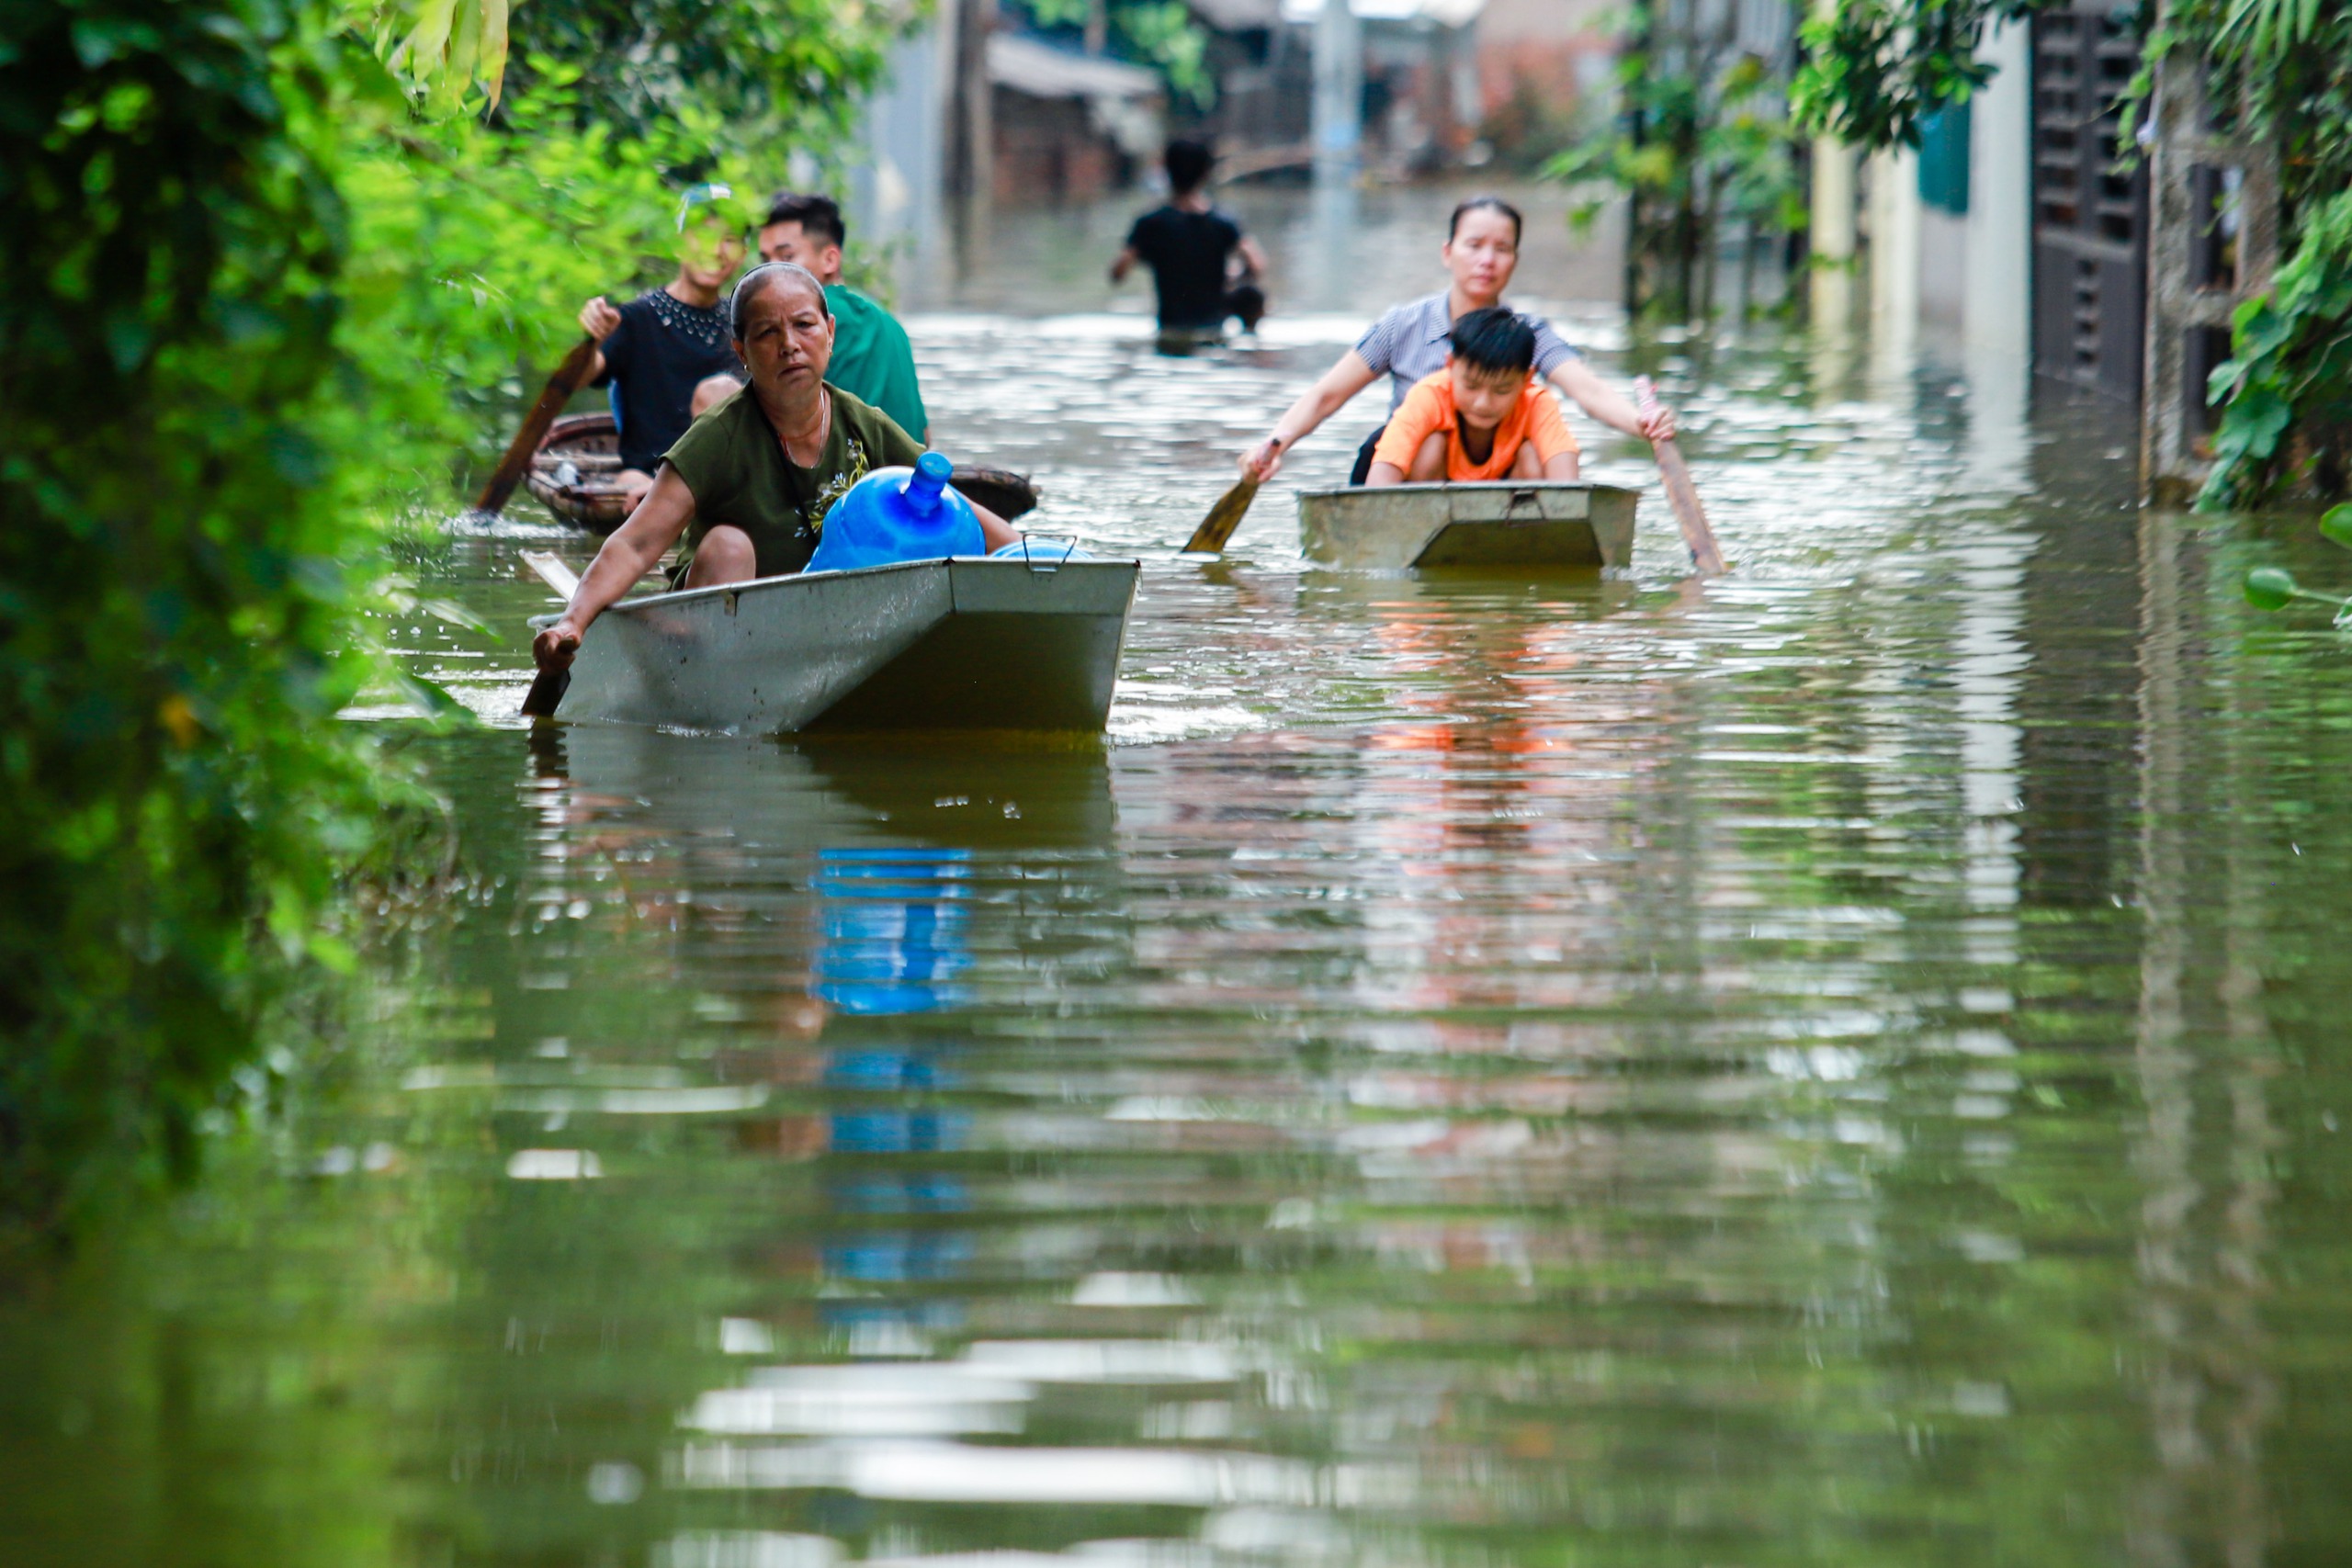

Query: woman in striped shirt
<box><xmin>1237</xmin><ymin>196</ymin><xmax>1676</xmax><ymax>485</ymax></box>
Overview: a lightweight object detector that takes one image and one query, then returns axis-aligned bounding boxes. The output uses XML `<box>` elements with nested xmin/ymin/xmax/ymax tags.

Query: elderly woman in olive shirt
<box><xmin>533</xmin><ymin>263</ymin><xmax>1021</xmax><ymax>678</ymax></box>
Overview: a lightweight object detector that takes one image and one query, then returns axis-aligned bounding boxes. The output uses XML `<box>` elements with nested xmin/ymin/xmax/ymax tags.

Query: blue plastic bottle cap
<box><xmin>903</xmin><ymin>450</ymin><xmax>952</xmax><ymax>515</ymax></box>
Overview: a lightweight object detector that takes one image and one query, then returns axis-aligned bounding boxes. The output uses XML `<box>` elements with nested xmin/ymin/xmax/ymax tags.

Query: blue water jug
<box><xmin>804</xmin><ymin>450</ymin><xmax>985</xmax><ymax>574</ymax></box>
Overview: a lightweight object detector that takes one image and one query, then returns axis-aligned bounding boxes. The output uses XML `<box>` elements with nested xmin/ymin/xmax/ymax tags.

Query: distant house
<box><xmin>1473</xmin><ymin>0</ymin><xmax>1613</xmax><ymax>142</ymax></box>
<box><xmin>988</xmin><ymin>34</ymin><xmax>1166</xmax><ymax>204</ymax></box>
<box><xmin>1182</xmin><ymin>0</ymin><xmax>1490</xmax><ymax>175</ymax></box>
<box><xmin>1184</xmin><ymin>0</ymin><xmax>1313</xmax><ymax>157</ymax></box>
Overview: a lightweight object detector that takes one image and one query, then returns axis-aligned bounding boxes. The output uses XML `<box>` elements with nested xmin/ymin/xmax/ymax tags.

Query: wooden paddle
<box><xmin>518</xmin><ymin>550</ymin><xmax>582</xmax><ymax>720</ymax></box>
<box><xmin>1182</xmin><ymin>474</ymin><xmax>1260</xmax><ymax>556</ymax></box>
<box><xmin>1634</xmin><ymin>377</ymin><xmax>1725</xmax><ymax>576</ymax></box>
<box><xmin>472</xmin><ymin>334</ymin><xmax>602</xmax><ymax>517</ymax></box>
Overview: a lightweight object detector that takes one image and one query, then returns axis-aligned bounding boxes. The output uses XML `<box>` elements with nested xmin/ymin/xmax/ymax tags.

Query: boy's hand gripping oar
<box><xmin>518</xmin><ymin>551</ymin><xmax>582</xmax><ymax>719</ymax></box>
<box><xmin>1634</xmin><ymin>377</ymin><xmax>1724</xmax><ymax>576</ymax></box>
<box><xmin>472</xmin><ymin>335</ymin><xmax>602</xmax><ymax>518</ymax></box>
<box><xmin>1182</xmin><ymin>475</ymin><xmax>1260</xmax><ymax>557</ymax></box>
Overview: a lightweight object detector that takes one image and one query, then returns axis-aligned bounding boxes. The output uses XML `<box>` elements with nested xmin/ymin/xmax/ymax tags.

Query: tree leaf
<box><xmin>2321</xmin><ymin>503</ymin><xmax>2352</xmax><ymax>552</ymax></box>
<box><xmin>2245</xmin><ymin>566</ymin><xmax>2299</xmax><ymax>610</ymax></box>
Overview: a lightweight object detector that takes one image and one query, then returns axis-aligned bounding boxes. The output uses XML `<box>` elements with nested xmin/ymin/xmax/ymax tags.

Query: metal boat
<box><xmin>1295</xmin><ymin>481</ymin><xmax>1637</xmax><ymax>570</ymax></box>
<box><xmin>536</xmin><ymin>555</ymin><xmax>1139</xmax><ymax>734</ymax></box>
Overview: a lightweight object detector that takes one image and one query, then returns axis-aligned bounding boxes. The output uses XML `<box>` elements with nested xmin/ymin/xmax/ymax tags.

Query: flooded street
<box><xmin>9</xmin><ymin>182</ymin><xmax>2352</xmax><ymax>1566</ymax></box>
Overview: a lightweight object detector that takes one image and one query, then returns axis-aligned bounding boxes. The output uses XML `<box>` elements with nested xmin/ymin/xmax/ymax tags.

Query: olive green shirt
<box><xmin>662</xmin><ymin>384</ymin><xmax>924</xmax><ymax>580</ymax></box>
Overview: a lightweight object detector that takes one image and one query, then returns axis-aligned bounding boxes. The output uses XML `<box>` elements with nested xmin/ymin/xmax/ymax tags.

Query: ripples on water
<box><xmin>8</xmin><ymin>186</ymin><xmax>2352</xmax><ymax>1567</ymax></box>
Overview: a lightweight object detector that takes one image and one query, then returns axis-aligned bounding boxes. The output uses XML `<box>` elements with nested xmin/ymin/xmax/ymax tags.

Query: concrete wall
<box><xmin>1873</xmin><ymin>17</ymin><xmax>2031</xmax><ymax>355</ymax></box>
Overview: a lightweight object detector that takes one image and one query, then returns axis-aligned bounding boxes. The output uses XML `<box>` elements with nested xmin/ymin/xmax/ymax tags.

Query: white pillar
<box><xmin>1811</xmin><ymin>135</ymin><xmax>1859</xmax><ymax>331</ymax></box>
<box><xmin>1869</xmin><ymin>144</ymin><xmax>1921</xmax><ymax>377</ymax></box>
<box><xmin>1313</xmin><ymin>0</ymin><xmax>1363</xmax><ymax>183</ymax></box>
<box><xmin>1964</xmin><ymin>17</ymin><xmax>2031</xmax><ymax>358</ymax></box>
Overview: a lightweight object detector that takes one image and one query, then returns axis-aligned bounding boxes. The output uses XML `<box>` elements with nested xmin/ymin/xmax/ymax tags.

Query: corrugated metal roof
<box><xmin>1277</xmin><ymin>0</ymin><xmax>1486</xmax><ymax>25</ymax></box>
<box><xmin>1185</xmin><ymin>0</ymin><xmax>1285</xmax><ymax>28</ymax></box>
<box><xmin>987</xmin><ymin>34</ymin><xmax>1166</xmax><ymax>101</ymax></box>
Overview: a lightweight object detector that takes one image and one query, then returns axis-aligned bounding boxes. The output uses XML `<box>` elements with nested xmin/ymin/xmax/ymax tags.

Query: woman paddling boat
<box><xmin>531</xmin><ymin>261</ymin><xmax>1023</xmax><ymax>682</ymax></box>
<box><xmin>1236</xmin><ymin>196</ymin><xmax>1676</xmax><ymax>487</ymax></box>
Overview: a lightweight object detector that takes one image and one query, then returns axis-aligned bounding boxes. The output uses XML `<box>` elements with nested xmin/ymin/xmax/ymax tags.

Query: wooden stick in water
<box><xmin>518</xmin><ymin>550</ymin><xmax>581</xmax><ymax>720</ymax></box>
<box><xmin>474</xmin><ymin>334</ymin><xmax>602</xmax><ymax>518</ymax></box>
<box><xmin>1183</xmin><ymin>475</ymin><xmax>1260</xmax><ymax>556</ymax></box>
<box><xmin>1634</xmin><ymin>377</ymin><xmax>1725</xmax><ymax>576</ymax></box>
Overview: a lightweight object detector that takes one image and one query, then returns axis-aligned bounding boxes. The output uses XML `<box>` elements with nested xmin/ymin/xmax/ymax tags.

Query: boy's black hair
<box><xmin>763</xmin><ymin>191</ymin><xmax>845</xmax><ymax>249</ymax></box>
<box><xmin>1448</xmin><ymin>306</ymin><xmax>1536</xmax><ymax>378</ymax></box>
<box><xmin>1447</xmin><ymin>194</ymin><xmax>1523</xmax><ymax>245</ymax></box>
<box><xmin>1164</xmin><ymin>139</ymin><xmax>1216</xmax><ymax>195</ymax></box>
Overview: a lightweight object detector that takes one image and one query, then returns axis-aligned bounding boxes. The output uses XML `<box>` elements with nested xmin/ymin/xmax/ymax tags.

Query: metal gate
<box><xmin>2031</xmin><ymin>0</ymin><xmax>2149</xmax><ymax>400</ymax></box>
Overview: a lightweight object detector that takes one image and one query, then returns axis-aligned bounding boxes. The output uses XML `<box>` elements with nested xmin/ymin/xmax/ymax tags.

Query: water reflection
<box><xmin>9</xmin><ymin>186</ymin><xmax>2352</xmax><ymax>1568</ymax></box>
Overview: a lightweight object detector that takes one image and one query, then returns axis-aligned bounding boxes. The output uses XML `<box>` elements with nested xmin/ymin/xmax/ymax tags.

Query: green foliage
<box><xmin>339</xmin><ymin>64</ymin><xmax>763</xmax><ymax>493</ymax></box>
<box><xmin>2197</xmin><ymin>189</ymin><xmax>2352</xmax><ymax>508</ymax></box>
<box><xmin>367</xmin><ymin>0</ymin><xmax>519</xmax><ymax>110</ymax></box>
<box><xmin>2246</xmin><ymin>566</ymin><xmax>2301</xmax><ymax>609</ymax></box>
<box><xmin>1795</xmin><ymin>0</ymin><xmax>2352</xmax><ymax>509</ymax></box>
<box><xmin>1544</xmin><ymin>10</ymin><xmax>1801</xmax><ymax>318</ymax></box>
<box><xmin>499</xmin><ymin>0</ymin><xmax>906</xmax><ymax>143</ymax></box>
<box><xmin>1791</xmin><ymin>0</ymin><xmax>2038</xmax><ymax>149</ymax></box>
<box><xmin>2174</xmin><ymin>0</ymin><xmax>2352</xmax><ymax>508</ymax></box>
<box><xmin>0</xmin><ymin>0</ymin><xmax>399</xmax><ymax>1229</ymax></box>
<box><xmin>2321</xmin><ymin>501</ymin><xmax>2352</xmax><ymax>549</ymax></box>
<box><xmin>0</xmin><ymin>0</ymin><xmax>902</xmax><ymax>1235</ymax></box>
<box><xmin>1009</xmin><ymin>0</ymin><xmax>1213</xmax><ymax>107</ymax></box>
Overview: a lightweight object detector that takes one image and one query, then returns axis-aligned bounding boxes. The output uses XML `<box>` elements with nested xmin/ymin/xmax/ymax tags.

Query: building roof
<box><xmin>987</xmin><ymin>33</ymin><xmax>1165</xmax><ymax>102</ymax></box>
<box><xmin>1277</xmin><ymin>0</ymin><xmax>1486</xmax><ymax>25</ymax></box>
<box><xmin>1185</xmin><ymin>0</ymin><xmax>1284</xmax><ymax>28</ymax></box>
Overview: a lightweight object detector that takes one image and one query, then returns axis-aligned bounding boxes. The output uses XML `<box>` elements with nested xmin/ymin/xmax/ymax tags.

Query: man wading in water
<box><xmin>530</xmin><ymin>263</ymin><xmax>1023</xmax><ymax>678</ymax></box>
<box><xmin>1111</xmin><ymin>139</ymin><xmax>1269</xmax><ymax>342</ymax></box>
<box><xmin>1235</xmin><ymin>195</ymin><xmax>1675</xmax><ymax>485</ymax></box>
<box><xmin>577</xmin><ymin>183</ymin><xmax>749</xmax><ymax>512</ymax></box>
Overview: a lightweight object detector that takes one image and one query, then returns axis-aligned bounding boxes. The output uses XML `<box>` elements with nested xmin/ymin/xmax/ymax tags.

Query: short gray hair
<box><xmin>728</xmin><ymin>261</ymin><xmax>830</xmax><ymax>338</ymax></box>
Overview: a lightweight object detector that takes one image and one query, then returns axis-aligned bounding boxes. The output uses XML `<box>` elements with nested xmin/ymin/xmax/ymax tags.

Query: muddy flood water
<box><xmin>7</xmin><ymin>183</ymin><xmax>2352</xmax><ymax>1567</ymax></box>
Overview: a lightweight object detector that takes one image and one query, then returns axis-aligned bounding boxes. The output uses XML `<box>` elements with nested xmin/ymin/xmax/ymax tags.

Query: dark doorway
<box><xmin>2030</xmin><ymin>0</ymin><xmax>2149</xmax><ymax>401</ymax></box>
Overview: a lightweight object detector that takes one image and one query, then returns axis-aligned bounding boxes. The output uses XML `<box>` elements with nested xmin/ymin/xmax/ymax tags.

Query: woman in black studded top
<box><xmin>577</xmin><ymin>197</ymin><xmax>748</xmax><ymax>506</ymax></box>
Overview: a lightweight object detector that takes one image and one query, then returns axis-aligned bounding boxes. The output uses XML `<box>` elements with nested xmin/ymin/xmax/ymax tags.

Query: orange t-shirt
<box><xmin>1370</xmin><ymin>369</ymin><xmax>1578</xmax><ymax>481</ymax></box>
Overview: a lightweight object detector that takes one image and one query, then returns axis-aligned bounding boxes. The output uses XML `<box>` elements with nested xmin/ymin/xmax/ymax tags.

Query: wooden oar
<box><xmin>1182</xmin><ymin>475</ymin><xmax>1260</xmax><ymax>556</ymax></box>
<box><xmin>472</xmin><ymin>334</ymin><xmax>602</xmax><ymax>517</ymax></box>
<box><xmin>518</xmin><ymin>550</ymin><xmax>582</xmax><ymax>720</ymax></box>
<box><xmin>1634</xmin><ymin>377</ymin><xmax>1724</xmax><ymax>576</ymax></box>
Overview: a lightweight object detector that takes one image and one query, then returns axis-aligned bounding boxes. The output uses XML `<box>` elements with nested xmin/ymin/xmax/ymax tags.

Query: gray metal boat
<box><xmin>1296</xmin><ymin>481</ymin><xmax>1637</xmax><ymax>570</ymax></box>
<box><xmin>534</xmin><ymin>555</ymin><xmax>1140</xmax><ymax>735</ymax></box>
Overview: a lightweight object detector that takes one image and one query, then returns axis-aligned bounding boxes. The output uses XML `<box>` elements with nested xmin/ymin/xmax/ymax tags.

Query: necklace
<box><xmin>644</xmin><ymin>288</ymin><xmax>729</xmax><ymax>353</ymax></box>
<box><xmin>771</xmin><ymin>387</ymin><xmax>829</xmax><ymax>465</ymax></box>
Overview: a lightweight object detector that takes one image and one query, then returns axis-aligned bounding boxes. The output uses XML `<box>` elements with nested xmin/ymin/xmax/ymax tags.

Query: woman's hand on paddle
<box><xmin>1637</xmin><ymin>401</ymin><xmax>1678</xmax><ymax>443</ymax></box>
<box><xmin>1240</xmin><ymin>436</ymin><xmax>1285</xmax><ymax>482</ymax></box>
<box><xmin>578</xmin><ymin>297</ymin><xmax>623</xmax><ymax>341</ymax></box>
<box><xmin>534</xmin><ymin>618</ymin><xmax>583</xmax><ymax>673</ymax></box>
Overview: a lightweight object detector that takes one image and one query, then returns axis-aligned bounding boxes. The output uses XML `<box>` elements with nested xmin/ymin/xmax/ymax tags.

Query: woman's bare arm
<box><xmin>1239</xmin><ymin>349</ymin><xmax>1381</xmax><ymax>479</ymax></box>
<box><xmin>531</xmin><ymin>467</ymin><xmax>697</xmax><ymax>671</ymax></box>
<box><xmin>968</xmin><ymin>500</ymin><xmax>1023</xmax><ymax>551</ymax></box>
<box><xmin>1548</xmin><ymin>358</ymin><xmax>1676</xmax><ymax>441</ymax></box>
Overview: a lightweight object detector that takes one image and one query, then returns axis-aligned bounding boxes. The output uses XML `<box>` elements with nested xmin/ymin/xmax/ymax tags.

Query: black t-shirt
<box><xmin>590</xmin><ymin>288</ymin><xmax>741</xmax><ymax>472</ymax></box>
<box><xmin>1125</xmin><ymin>204</ymin><xmax>1244</xmax><ymax>329</ymax></box>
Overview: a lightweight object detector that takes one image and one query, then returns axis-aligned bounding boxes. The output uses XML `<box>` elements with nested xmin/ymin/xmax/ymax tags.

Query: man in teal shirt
<box><xmin>756</xmin><ymin>192</ymin><xmax>927</xmax><ymax>442</ymax></box>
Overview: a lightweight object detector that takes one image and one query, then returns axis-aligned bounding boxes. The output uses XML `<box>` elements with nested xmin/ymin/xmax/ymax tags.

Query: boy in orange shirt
<box><xmin>1365</xmin><ymin>306</ymin><xmax>1579</xmax><ymax>484</ymax></box>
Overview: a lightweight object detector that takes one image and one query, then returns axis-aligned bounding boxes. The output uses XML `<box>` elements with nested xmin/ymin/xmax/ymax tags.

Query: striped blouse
<box><xmin>1352</xmin><ymin>291</ymin><xmax>1580</xmax><ymax>412</ymax></box>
